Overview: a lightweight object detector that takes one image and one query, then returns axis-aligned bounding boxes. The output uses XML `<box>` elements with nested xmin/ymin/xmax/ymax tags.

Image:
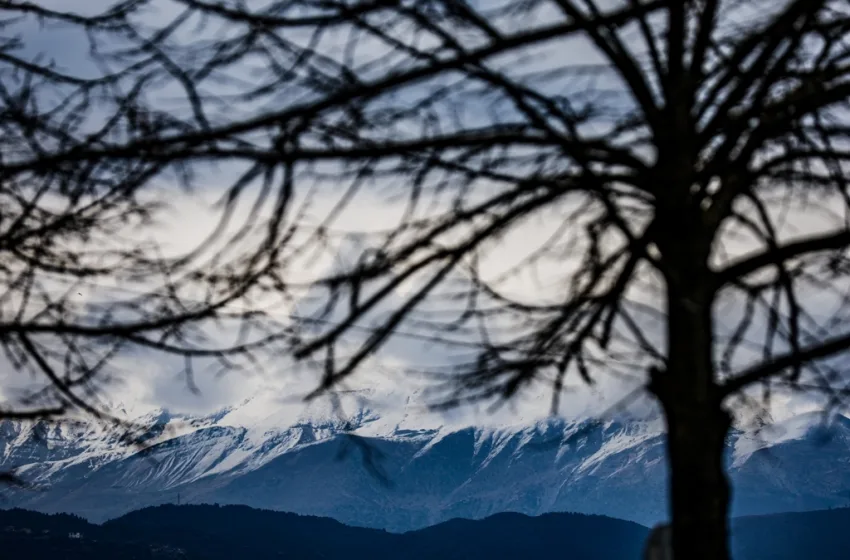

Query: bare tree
<box><xmin>4</xmin><ymin>1</ymin><xmax>850</xmax><ymax>559</ymax></box>
<box><xmin>0</xmin><ymin>1</ymin><xmax>296</xmax><ymax>436</ymax></box>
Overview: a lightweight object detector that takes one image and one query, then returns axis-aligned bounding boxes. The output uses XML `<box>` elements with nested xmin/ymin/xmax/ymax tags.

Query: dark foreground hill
<box><xmin>730</xmin><ymin>507</ymin><xmax>850</xmax><ymax>560</ymax></box>
<box><xmin>1</xmin><ymin>504</ymin><xmax>848</xmax><ymax>559</ymax></box>
<box><xmin>0</xmin><ymin>505</ymin><xmax>648</xmax><ymax>559</ymax></box>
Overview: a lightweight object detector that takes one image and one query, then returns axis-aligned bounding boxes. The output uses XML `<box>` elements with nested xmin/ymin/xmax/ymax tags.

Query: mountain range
<box><xmin>2</xmin><ymin>504</ymin><xmax>849</xmax><ymax>559</ymax></box>
<box><xmin>2</xmin><ymin>388</ymin><xmax>850</xmax><ymax>532</ymax></box>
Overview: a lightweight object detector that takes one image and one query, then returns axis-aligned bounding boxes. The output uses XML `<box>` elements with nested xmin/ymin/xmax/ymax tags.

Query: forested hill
<box><xmin>1</xmin><ymin>504</ymin><xmax>848</xmax><ymax>559</ymax></box>
<box><xmin>0</xmin><ymin>505</ymin><xmax>647</xmax><ymax>559</ymax></box>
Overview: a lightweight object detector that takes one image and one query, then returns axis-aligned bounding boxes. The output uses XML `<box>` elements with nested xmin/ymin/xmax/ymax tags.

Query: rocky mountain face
<box><xmin>1</xmin><ymin>392</ymin><xmax>849</xmax><ymax>532</ymax></box>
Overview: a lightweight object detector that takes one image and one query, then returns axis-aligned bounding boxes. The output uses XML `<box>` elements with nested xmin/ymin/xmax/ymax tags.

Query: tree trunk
<box><xmin>665</xmin><ymin>399</ymin><xmax>732</xmax><ymax>560</ymax></box>
<box><xmin>650</xmin><ymin>236</ymin><xmax>733</xmax><ymax>560</ymax></box>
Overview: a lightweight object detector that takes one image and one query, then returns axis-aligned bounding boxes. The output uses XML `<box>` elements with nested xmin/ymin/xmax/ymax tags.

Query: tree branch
<box><xmin>714</xmin><ymin>229</ymin><xmax>850</xmax><ymax>288</ymax></box>
<box><xmin>3</xmin><ymin>0</ymin><xmax>667</xmax><ymax>174</ymax></box>
<box><xmin>719</xmin><ymin>330</ymin><xmax>850</xmax><ymax>397</ymax></box>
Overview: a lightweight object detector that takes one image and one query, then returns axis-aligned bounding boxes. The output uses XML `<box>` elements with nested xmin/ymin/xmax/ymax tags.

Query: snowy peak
<box><xmin>732</xmin><ymin>411</ymin><xmax>850</xmax><ymax>467</ymax></box>
<box><xmin>0</xmin><ymin>399</ymin><xmax>665</xmax><ymax>493</ymax></box>
<box><xmin>1</xmin><ymin>400</ymin><xmax>849</xmax><ymax>531</ymax></box>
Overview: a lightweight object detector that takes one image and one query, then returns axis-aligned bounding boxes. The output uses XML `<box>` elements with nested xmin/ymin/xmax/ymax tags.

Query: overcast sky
<box><xmin>0</xmin><ymin>0</ymin><xmax>838</xmax><ymax>429</ymax></box>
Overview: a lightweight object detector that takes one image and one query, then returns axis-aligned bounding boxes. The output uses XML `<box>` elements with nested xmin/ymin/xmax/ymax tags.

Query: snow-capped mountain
<box><xmin>2</xmin><ymin>391</ymin><xmax>850</xmax><ymax>532</ymax></box>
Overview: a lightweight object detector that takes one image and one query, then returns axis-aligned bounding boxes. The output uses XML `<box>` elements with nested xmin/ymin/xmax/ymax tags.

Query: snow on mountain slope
<box><xmin>731</xmin><ymin>411</ymin><xmax>849</xmax><ymax>467</ymax></box>
<box><xmin>1</xmin><ymin>392</ymin><xmax>849</xmax><ymax>532</ymax></box>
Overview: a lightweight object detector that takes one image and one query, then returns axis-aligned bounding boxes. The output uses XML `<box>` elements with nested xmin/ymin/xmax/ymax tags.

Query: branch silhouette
<box><xmin>1</xmin><ymin>2</ymin><xmax>850</xmax><ymax>559</ymax></box>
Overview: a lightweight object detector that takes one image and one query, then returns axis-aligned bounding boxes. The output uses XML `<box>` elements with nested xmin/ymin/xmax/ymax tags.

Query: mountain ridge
<box><xmin>2</xmin><ymin>504</ymin><xmax>849</xmax><ymax>559</ymax></box>
<box><xmin>2</xmin><ymin>393</ymin><xmax>850</xmax><ymax>531</ymax></box>
<box><xmin>0</xmin><ymin>504</ymin><xmax>648</xmax><ymax>560</ymax></box>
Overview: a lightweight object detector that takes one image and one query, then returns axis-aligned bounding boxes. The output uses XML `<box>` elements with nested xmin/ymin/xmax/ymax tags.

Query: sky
<box><xmin>0</xmin><ymin>0</ymin><xmax>842</xmax><ymax>430</ymax></box>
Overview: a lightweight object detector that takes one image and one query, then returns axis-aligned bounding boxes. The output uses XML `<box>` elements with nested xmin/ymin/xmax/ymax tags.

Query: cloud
<box><xmin>3</xmin><ymin>0</ymin><xmax>843</xmax><ymax>432</ymax></box>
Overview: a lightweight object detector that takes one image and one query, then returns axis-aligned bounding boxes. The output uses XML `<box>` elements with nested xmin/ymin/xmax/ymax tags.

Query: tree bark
<box><xmin>653</xmin><ymin>363</ymin><xmax>733</xmax><ymax>560</ymax></box>
<box><xmin>651</xmin><ymin>224</ymin><xmax>733</xmax><ymax>560</ymax></box>
<box><xmin>666</xmin><ymin>400</ymin><xmax>732</xmax><ymax>560</ymax></box>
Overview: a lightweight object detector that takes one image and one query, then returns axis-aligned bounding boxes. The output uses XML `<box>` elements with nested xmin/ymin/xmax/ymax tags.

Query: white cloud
<box><xmin>3</xmin><ymin>0</ymin><xmax>844</xmax><ymax>432</ymax></box>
